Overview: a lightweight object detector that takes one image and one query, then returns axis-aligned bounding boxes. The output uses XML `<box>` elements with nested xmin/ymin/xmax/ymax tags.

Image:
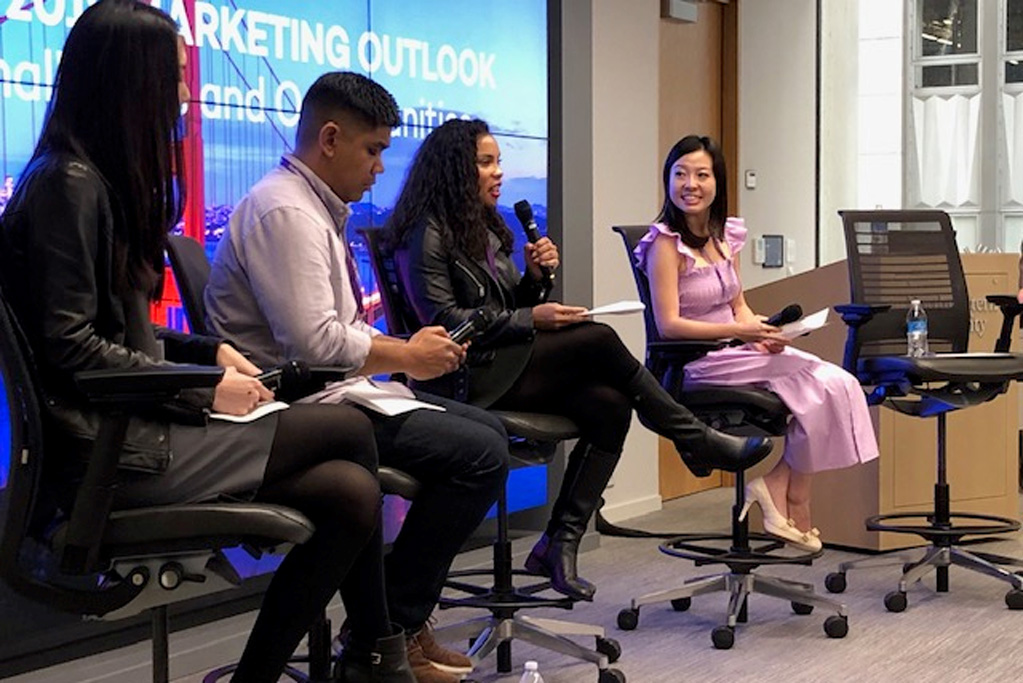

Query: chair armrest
<box><xmin>834</xmin><ymin>303</ymin><xmax>892</xmax><ymax>328</ymax></box>
<box><xmin>987</xmin><ymin>294</ymin><xmax>1023</xmax><ymax>352</ymax></box>
<box><xmin>74</xmin><ymin>365</ymin><xmax>223</xmax><ymax>404</ymax></box>
<box><xmin>63</xmin><ymin>365</ymin><xmax>222</xmax><ymax>574</ymax></box>
<box><xmin>648</xmin><ymin>339</ymin><xmax>727</xmax><ymax>358</ymax></box>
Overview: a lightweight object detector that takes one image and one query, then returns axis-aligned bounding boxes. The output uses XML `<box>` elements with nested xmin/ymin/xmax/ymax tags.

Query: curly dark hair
<box><xmin>296</xmin><ymin>72</ymin><xmax>400</xmax><ymax>146</ymax></box>
<box><xmin>33</xmin><ymin>0</ymin><xmax>184</xmax><ymax>296</ymax></box>
<box><xmin>655</xmin><ymin>135</ymin><xmax>729</xmax><ymax>249</ymax></box>
<box><xmin>385</xmin><ymin>119</ymin><xmax>513</xmax><ymax>260</ymax></box>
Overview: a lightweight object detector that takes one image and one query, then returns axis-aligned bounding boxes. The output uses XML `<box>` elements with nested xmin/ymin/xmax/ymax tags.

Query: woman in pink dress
<box><xmin>635</xmin><ymin>135</ymin><xmax>879</xmax><ymax>551</ymax></box>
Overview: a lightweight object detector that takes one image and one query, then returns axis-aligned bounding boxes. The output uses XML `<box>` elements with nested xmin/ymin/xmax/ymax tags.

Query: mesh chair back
<box><xmin>612</xmin><ymin>225</ymin><xmax>664</xmax><ymax>344</ymax></box>
<box><xmin>166</xmin><ymin>235</ymin><xmax>211</xmax><ymax>335</ymax></box>
<box><xmin>0</xmin><ymin>280</ymin><xmax>54</xmax><ymax>603</ymax></box>
<box><xmin>840</xmin><ymin>209</ymin><xmax>969</xmax><ymax>360</ymax></box>
<box><xmin>359</xmin><ymin>228</ymin><xmax>422</xmax><ymax>336</ymax></box>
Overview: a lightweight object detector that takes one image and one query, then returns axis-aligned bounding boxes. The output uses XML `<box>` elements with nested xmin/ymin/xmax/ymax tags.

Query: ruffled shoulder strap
<box><xmin>722</xmin><ymin>217</ymin><xmax>747</xmax><ymax>256</ymax></box>
<box><xmin>633</xmin><ymin>222</ymin><xmax>698</xmax><ymax>272</ymax></box>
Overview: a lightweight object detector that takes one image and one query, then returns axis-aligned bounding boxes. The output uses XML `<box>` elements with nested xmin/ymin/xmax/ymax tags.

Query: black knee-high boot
<box><xmin>627</xmin><ymin>367</ymin><xmax>773</xmax><ymax>476</ymax></box>
<box><xmin>524</xmin><ymin>442</ymin><xmax>619</xmax><ymax>601</ymax></box>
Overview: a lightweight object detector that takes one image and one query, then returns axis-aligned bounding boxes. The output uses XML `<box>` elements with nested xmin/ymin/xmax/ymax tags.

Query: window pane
<box><xmin>1009</xmin><ymin>0</ymin><xmax>1023</xmax><ymax>51</ymax></box>
<box><xmin>919</xmin><ymin>0</ymin><xmax>977</xmax><ymax>56</ymax></box>
<box><xmin>920</xmin><ymin>63</ymin><xmax>978</xmax><ymax>87</ymax></box>
<box><xmin>1007</xmin><ymin>59</ymin><xmax>1023</xmax><ymax>83</ymax></box>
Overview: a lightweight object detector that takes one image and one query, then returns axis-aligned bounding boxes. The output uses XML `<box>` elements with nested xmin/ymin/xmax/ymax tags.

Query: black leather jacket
<box><xmin>395</xmin><ymin>218</ymin><xmax>549</xmax><ymax>407</ymax></box>
<box><xmin>0</xmin><ymin>152</ymin><xmax>220</xmax><ymax>475</ymax></box>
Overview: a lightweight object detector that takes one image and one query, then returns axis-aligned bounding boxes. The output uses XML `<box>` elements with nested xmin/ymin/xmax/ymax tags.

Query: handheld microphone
<box><xmin>765</xmin><ymin>304</ymin><xmax>803</xmax><ymax>328</ymax></box>
<box><xmin>258</xmin><ymin>360</ymin><xmax>314</xmax><ymax>400</ymax></box>
<box><xmin>513</xmin><ymin>200</ymin><xmax>554</xmax><ymax>295</ymax></box>
<box><xmin>449</xmin><ymin>308</ymin><xmax>494</xmax><ymax>344</ymax></box>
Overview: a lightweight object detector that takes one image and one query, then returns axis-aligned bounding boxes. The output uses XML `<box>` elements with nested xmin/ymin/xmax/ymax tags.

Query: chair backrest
<box><xmin>359</xmin><ymin>228</ymin><xmax>422</xmax><ymax>336</ymax></box>
<box><xmin>166</xmin><ymin>234</ymin><xmax>211</xmax><ymax>335</ymax></box>
<box><xmin>0</xmin><ymin>281</ymin><xmax>51</xmax><ymax>607</ymax></box>
<box><xmin>840</xmin><ymin>209</ymin><xmax>969</xmax><ymax>360</ymax></box>
<box><xmin>611</xmin><ymin>225</ymin><xmax>664</xmax><ymax>343</ymax></box>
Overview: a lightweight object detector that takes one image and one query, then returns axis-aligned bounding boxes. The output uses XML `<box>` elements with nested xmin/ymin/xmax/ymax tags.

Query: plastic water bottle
<box><xmin>519</xmin><ymin>660</ymin><xmax>544</xmax><ymax>683</ymax></box>
<box><xmin>906</xmin><ymin>299</ymin><xmax>929</xmax><ymax>357</ymax></box>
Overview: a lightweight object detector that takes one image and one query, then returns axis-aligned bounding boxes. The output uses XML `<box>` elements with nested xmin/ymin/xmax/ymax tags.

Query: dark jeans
<box><xmin>358</xmin><ymin>392</ymin><xmax>509</xmax><ymax>631</ymax></box>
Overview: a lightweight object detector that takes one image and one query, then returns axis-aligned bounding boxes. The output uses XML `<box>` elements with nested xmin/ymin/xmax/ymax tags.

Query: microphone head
<box><xmin>513</xmin><ymin>200</ymin><xmax>534</xmax><ymax>225</ymax></box>
<box><xmin>767</xmin><ymin>304</ymin><xmax>803</xmax><ymax>327</ymax></box>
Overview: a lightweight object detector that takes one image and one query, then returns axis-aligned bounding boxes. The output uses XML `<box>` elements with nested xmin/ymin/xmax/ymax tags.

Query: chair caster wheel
<box><xmin>616</xmin><ymin>608</ymin><xmax>639</xmax><ymax>631</ymax></box>
<box><xmin>824</xmin><ymin>615</ymin><xmax>848</xmax><ymax>638</ymax></box>
<box><xmin>599</xmin><ymin>668</ymin><xmax>626</xmax><ymax>683</ymax></box>
<box><xmin>791</xmin><ymin>602</ymin><xmax>814</xmax><ymax>615</ymax></box>
<box><xmin>824</xmin><ymin>572</ymin><xmax>846</xmax><ymax>593</ymax></box>
<box><xmin>711</xmin><ymin>625</ymin><xmax>735</xmax><ymax>650</ymax></box>
<box><xmin>1005</xmin><ymin>589</ymin><xmax>1023</xmax><ymax>610</ymax></box>
<box><xmin>884</xmin><ymin>591</ymin><xmax>907</xmax><ymax>613</ymax></box>
<box><xmin>670</xmin><ymin>597</ymin><xmax>691</xmax><ymax>612</ymax></box>
<box><xmin>595</xmin><ymin>636</ymin><xmax>622</xmax><ymax>663</ymax></box>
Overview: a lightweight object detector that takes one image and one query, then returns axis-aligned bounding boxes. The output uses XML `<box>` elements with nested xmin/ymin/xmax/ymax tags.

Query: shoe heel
<box><xmin>738</xmin><ymin>497</ymin><xmax>755</xmax><ymax>522</ymax></box>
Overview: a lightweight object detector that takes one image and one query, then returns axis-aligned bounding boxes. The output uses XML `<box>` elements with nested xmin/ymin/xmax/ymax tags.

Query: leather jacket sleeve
<box><xmin>402</xmin><ymin>220</ymin><xmax>535</xmax><ymax>347</ymax></box>
<box><xmin>17</xmin><ymin>160</ymin><xmax>213</xmax><ymax>416</ymax></box>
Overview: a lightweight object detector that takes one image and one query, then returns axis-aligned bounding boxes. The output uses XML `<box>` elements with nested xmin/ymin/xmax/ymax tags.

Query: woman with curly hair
<box><xmin>384</xmin><ymin>119</ymin><xmax>773</xmax><ymax>601</ymax></box>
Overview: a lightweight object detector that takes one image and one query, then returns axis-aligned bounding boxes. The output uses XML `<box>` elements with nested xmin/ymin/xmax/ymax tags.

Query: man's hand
<box><xmin>532</xmin><ymin>302</ymin><xmax>588</xmax><ymax>330</ymax></box>
<box><xmin>404</xmin><ymin>326</ymin><xmax>465</xmax><ymax>380</ymax></box>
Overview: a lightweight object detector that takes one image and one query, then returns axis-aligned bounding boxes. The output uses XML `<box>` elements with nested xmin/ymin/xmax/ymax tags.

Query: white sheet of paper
<box><xmin>778</xmin><ymin>307</ymin><xmax>830</xmax><ymax>340</ymax></box>
<box><xmin>332</xmin><ymin>379</ymin><xmax>446</xmax><ymax>417</ymax></box>
<box><xmin>583</xmin><ymin>300</ymin><xmax>646</xmax><ymax>316</ymax></box>
<box><xmin>210</xmin><ymin>400</ymin><xmax>289</xmax><ymax>423</ymax></box>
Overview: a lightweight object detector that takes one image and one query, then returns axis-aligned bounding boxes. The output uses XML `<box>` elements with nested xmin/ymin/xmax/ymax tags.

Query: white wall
<box><xmin>737</xmin><ymin>0</ymin><xmax>818</xmax><ymax>289</ymax></box>
<box><xmin>589</xmin><ymin>0</ymin><xmax>662</xmax><ymax>522</ymax></box>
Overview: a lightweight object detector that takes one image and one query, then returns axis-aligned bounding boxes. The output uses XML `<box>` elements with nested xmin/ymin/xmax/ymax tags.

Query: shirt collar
<box><xmin>280</xmin><ymin>153</ymin><xmax>352</xmax><ymax>233</ymax></box>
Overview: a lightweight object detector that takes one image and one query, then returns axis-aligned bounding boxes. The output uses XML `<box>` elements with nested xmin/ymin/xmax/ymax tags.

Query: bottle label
<box><xmin>907</xmin><ymin>320</ymin><xmax>927</xmax><ymax>334</ymax></box>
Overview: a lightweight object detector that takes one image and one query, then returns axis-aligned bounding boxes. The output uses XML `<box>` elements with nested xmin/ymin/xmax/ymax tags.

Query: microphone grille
<box><xmin>513</xmin><ymin>200</ymin><xmax>532</xmax><ymax>223</ymax></box>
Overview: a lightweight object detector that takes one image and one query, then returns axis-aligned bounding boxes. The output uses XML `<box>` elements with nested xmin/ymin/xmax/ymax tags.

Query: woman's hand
<box><xmin>533</xmin><ymin>302</ymin><xmax>588</xmax><ymax>330</ymax></box>
<box><xmin>732</xmin><ymin>317</ymin><xmax>788</xmax><ymax>344</ymax></box>
<box><xmin>212</xmin><ymin>366</ymin><xmax>274</xmax><ymax>415</ymax></box>
<box><xmin>525</xmin><ymin>237</ymin><xmax>560</xmax><ymax>280</ymax></box>
<box><xmin>216</xmin><ymin>343</ymin><xmax>261</xmax><ymax>376</ymax></box>
<box><xmin>751</xmin><ymin>339</ymin><xmax>788</xmax><ymax>354</ymax></box>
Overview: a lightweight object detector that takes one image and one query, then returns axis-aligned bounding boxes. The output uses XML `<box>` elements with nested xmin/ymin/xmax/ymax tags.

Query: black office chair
<box><xmin>0</xmin><ymin>282</ymin><xmax>315</xmax><ymax>683</ymax></box>
<box><xmin>610</xmin><ymin>225</ymin><xmax>849</xmax><ymax>649</ymax></box>
<box><xmin>358</xmin><ymin>228</ymin><xmax>624</xmax><ymax>683</ymax></box>
<box><xmin>823</xmin><ymin>209</ymin><xmax>1023</xmax><ymax>612</ymax></box>
<box><xmin>165</xmin><ymin>234</ymin><xmax>422</xmax><ymax>682</ymax></box>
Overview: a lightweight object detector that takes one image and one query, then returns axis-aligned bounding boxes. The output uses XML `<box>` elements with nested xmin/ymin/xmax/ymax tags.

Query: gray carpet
<box><xmin>431</xmin><ymin>488</ymin><xmax>1023</xmax><ymax>683</ymax></box>
<box><xmin>171</xmin><ymin>488</ymin><xmax>1023</xmax><ymax>683</ymax></box>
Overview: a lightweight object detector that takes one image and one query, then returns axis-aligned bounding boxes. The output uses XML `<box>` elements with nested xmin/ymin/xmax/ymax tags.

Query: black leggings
<box><xmin>231</xmin><ymin>404</ymin><xmax>387</xmax><ymax>683</ymax></box>
<box><xmin>491</xmin><ymin>322</ymin><xmax>642</xmax><ymax>453</ymax></box>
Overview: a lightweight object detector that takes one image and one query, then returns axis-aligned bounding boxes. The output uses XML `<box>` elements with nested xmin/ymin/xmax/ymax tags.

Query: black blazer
<box><xmin>396</xmin><ymin>218</ymin><xmax>549</xmax><ymax>407</ymax></box>
<box><xmin>0</xmin><ymin>152</ymin><xmax>221</xmax><ymax>475</ymax></box>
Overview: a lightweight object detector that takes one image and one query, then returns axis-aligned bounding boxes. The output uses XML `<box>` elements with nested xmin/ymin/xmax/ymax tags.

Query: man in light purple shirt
<box><xmin>206</xmin><ymin>73</ymin><xmax>508</xmax><ymax>683</ymax></box>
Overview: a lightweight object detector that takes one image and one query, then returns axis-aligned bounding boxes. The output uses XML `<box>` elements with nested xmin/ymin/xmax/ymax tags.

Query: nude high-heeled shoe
<box><xmin>739</xmin><ymin>477</ymin><xmax>823</xmax><ymax>552</ymax></box>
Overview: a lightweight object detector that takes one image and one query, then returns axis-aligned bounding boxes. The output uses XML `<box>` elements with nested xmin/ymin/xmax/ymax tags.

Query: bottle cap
<box><xmin>525</xmin><ymin>661</ymin><xmax>539</xmax><ymax>671</ymax></box>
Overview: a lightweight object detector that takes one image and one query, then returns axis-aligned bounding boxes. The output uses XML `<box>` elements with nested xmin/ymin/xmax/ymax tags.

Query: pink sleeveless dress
<box><xmin>634</xmin><ymin>218</ymin><xmax>878</xmax><ymax>473</ymax></box>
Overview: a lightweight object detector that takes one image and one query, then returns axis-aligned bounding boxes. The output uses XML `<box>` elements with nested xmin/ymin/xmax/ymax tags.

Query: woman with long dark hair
<box><xmin>0</xmin><ymin>2</ymin><xmax>411</xmax><ymax>681</ymax></box>
<box><xmin>385</xmin><ymin>119</ymin><xmax>773</xmax><ymax>602</ymax></box>
<box><xmin>636</xmin><ymin>135</ymin><xmax>879</xmax><ymax>550</ymax></box>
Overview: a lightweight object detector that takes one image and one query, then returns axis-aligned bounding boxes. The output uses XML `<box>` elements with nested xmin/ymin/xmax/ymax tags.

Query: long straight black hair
<box><xmin>33</xmin><ymin>0</ymin><xmax>185</xmax><ymax>295</ymax></box>
<box><xmin>655</xmin><ymin>135</ymin><xmax>729</xmax><ymax>249</ymax></box>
